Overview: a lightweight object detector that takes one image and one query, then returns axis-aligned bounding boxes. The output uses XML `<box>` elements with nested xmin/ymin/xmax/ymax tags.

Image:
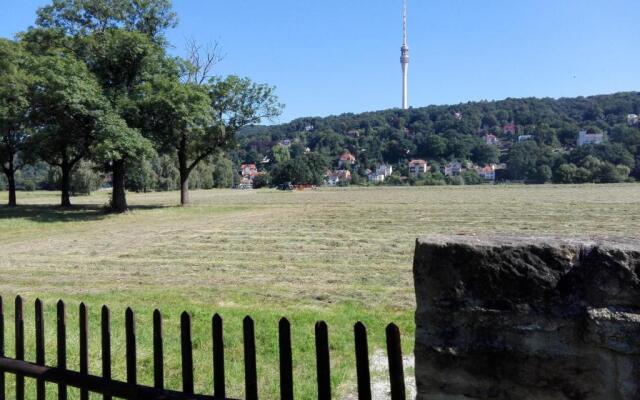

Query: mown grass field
<box><xmin>0</xmin><ymin>184</ymin><xmax>639</xmax><ymax>399</ymax></box>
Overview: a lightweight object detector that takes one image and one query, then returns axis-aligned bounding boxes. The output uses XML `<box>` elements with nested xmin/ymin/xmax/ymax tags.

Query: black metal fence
<box><xmin>0</xmin><ymin>296</ymin><xmax>408</xmax><ymax>399</ymax></box>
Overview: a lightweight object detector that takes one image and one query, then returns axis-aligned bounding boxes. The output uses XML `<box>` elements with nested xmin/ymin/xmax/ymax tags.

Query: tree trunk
<box><xmin>111</xmin><ymin>159</ymin><xmax>128</xmax><ymax>213</ymax></box>
<box><xmin>60</xmin><ymin>163</ymin><xmax>72</xmax><ymax>207</ymax></box>
<box><xmin>6</xmin><ymin>170</ymin><xmax>16</xmax><ymax>207</ymax></box>
<box><xmin>180</xmin><ymin>174</ymin><xmax>189</xmax><ymax>206</ymax></box>
<box><xmin>4</xmin><ymin>152</ymin><xmax>17</xmax><ymax>207</ymax></box>
<box><xmin>178</xmin><ymin>137</ymin><xmax>190</xmax><ymax>206</ymax></box>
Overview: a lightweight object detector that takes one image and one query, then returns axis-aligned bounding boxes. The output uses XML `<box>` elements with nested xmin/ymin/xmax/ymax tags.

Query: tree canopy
<box><xmin>36</xmin><ymin>0</ymin><xmax>177</xmax><ymax>41</ymax></box>
<box><xmin>0</xmin><ymin>0</ymin><xmax>282</xmax><ymax>208</ymax></box>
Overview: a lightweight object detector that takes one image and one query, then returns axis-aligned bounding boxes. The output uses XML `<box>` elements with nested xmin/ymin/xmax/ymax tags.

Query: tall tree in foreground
<box><xmin>140</xmin><ymin>65</ymin><xmax>283</xmax><ymax>205</ymax></box>
<box><xmin>139</xmin><ymin>77</ymin><xmax>214</xmax><ymax>205</ymax></box>
<box><xmin>34</xmin><ymin>0</ymin><xmax>176</xmax><ymax>212</ymax></box>
<box><xmin>27</xmin><ymin>51</ymin><xmax>111</xmax><ymax>207</ymax></box>
<box><xmin>0</xmin><ymin>39</ymin><xmax>31</xmax><ymax>207</ymax></box>
<box><xmin>82</xmin><ymin>29</ymin><xmax>159</xmax><ymax>211</ymax></box>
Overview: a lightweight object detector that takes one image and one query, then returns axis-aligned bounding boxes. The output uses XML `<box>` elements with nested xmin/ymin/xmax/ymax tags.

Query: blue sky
<box><xmin>1</xmin><ymin>0</ymin><xmax>639</xmax><ymax>123</ymax></box>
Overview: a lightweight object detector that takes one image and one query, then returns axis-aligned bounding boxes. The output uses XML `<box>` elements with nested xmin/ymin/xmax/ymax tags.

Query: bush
<box><xmin>384</xmin><ymin>175</ymin><xmax>405</xmax><ymax>186</ymax></box>
<box><xmin>252</xmin><ymin>173</ymin><xmax>271</xmax><ymax>189</ymax></box>
<box><xmin>423</xmin><ymin>176</ymin><xmax>446</xmax><ymax>186</ymax></box>
<box><xmin>350</xmin><ymin>173</ymin><xmax>363</xmax><ymax>186</ymax></box>
<box><xmin>153</xmin><ymin>155</ymin><xmax>180</xmax><ymax>191</ymax></box>
<box><xmin>45</xmin><ymin>167</ymin><xmax>61</xmax><ymax>190</ymax></box>
<box><xmin>461</xmin><ymin>170</ymin><xmax>483</xmax><ymax>185</ymax></box>
<box><xmin>596</xmin><ymin>163</ymin><xmax>629</xmax><ymax>183</ymax></box>
<box><xmin>189</xmin><ymin>162</ymin><xmax>215</xmax><ymax>190</ymax></box>
<box><xmin>533</xmin><ymin>165</ymin><xmax>552</xmax><ymax>184</ymax></box>
<box><xmin>632</xmin><ymin>156</ymin><xmax>640</xmax><ymax>180</ymax></box>
<box><xmin>553</xmin><ymin>163</ymin><xmax>577</xmax><ymax>183</ymax></box>
<box><xmin>127</xmin><ymin>158</ymin><xmax>156</xmax><ymax>193</ymax></box>
<box><xmin>213</xmin><ymin>157</ymin><xmax>233</xmax><ymax>188</ymax></box>
<box><xmin>414</xmin><ymin>173</ymin><xmax>446</xmax><ymax>186</ymax></box>
<box><xmin>71</xmin><ymin>161</ymin><xmax>104</xmax><ymax>195</ymax></box>
<box><xmin>575</xmin><ymin>167</ymin><xmax>591</xmax><ymax>183</ymax></box>
<box><xmin>22</xmin><ymin>179</ymin><xmax>37</xmax><ymax>191</ymax></box>
<box><xmin>446</xmin><ymin>175</ymin><xmax>465</xmax><ymax>185</ymax></box>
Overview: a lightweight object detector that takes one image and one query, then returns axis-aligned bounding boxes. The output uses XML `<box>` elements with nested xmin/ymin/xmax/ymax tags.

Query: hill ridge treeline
<box><xmin>235</xmin><ymin>91</ymin><xmax>640</xmax><ymax>185</ymax></box>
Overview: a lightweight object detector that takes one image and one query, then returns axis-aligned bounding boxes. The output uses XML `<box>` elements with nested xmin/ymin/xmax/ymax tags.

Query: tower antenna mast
<box><xmin>403</xmin><ymin>0</ymin><xmax>408</xmax><ymax>46</ymax></box>
<box><xmin>400</xmin><ymin>0</ymin><xmax>410</xmax><ymax>109</ymax></box>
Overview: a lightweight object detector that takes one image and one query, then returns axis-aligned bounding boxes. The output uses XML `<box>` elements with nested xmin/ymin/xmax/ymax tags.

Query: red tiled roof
<box><xmin>503</xmin><ymin>122</ymin><xmax>516</xmax><ymax>133</ymax></box>
<box><xmin>339</xmin><ymin>152</ymin><xmax>356</xmax><ymax>161</ymax></box>
<box><xmin>479</xmin><ymin>165</ymin><xmax>494</xmax><ymax>172</ymax></box>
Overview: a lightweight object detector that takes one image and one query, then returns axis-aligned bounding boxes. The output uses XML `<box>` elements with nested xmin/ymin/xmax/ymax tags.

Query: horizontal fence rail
<box><xmin>0</xmin><ymin>295</ymin><xmax>407</xmax><ymax>400</ymax></box>
<box><xmin>0</xmin><ymin>357</ymin><xmax>226</xmax><ymax>400</ymax></box>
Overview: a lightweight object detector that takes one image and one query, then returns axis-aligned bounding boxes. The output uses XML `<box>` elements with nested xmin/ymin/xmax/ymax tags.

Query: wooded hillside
<box><xmin>237</xmin><ymin>92</ymin><xmax>640</xmax><ymax>184</ymax></box>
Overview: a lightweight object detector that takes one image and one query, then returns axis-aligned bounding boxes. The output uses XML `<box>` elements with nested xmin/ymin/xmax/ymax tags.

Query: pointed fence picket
<box><xmin>0</xmin><ymin>295</ymin><xmax>407</xmax><ymax>400</ymax></box>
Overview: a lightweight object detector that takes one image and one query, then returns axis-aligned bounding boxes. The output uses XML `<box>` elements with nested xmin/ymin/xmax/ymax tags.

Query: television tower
<box><xmin>400</xmin><ymin>0</ymin><xmax>410</xmax><ymax>109</ymax></box>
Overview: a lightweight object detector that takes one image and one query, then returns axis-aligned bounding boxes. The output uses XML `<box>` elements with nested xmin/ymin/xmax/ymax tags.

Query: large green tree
<box><xmin>271</xmin><ymin>152</ymin><xmax>329</xmax><ymax>186</ymax></box>
<box><xmin>0</xmin><ymin>39</ymin><xmax>31</xmax><ymax>207</ymax></box>
<box><xmin>33</xmin><ymin>0</ymin><xmax>175</xmax><ymax>212</ymax></box>
<box><xmin>138</xmin><ymin>77</ymin><xmax>214</xmax><ymax>205</ymax></box>
<box><xmin>208</xmin><ymin>75</ymin><xmax>284</xmax><ymax>138</ymax></box>
<box><xmin>139</xmin><ymin>72</ymin><xmax>282</xmax><ymax>205</ymax></box>
<box><xmin>27</xmin><ymin>51</ymin><xmax>113</xmax><ymax>207</ymax></box>
<box><xmin>82</xmin><ymin>29</ymin><xmax>159</xmax><ymax>211</ymax></box>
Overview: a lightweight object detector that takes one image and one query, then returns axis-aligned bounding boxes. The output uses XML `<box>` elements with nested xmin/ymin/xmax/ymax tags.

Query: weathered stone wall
<box><xmin>413</xmin><ymin>235</ymin><xmax>640</xmax><ymax>400</ymax></box>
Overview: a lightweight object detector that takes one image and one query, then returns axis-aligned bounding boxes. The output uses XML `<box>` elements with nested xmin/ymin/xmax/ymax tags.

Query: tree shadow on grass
<box><xmin>0</xmin><ymin>204</ymin><xmax>168</xmax><ymax>223</ymax></box>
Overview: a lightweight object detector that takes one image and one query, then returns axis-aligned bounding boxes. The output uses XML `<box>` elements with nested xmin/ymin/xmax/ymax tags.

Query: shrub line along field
<box><xmin>0</xmin><ymin>185</ymin><xmax>639</xmax><ymax>399</ymax></box>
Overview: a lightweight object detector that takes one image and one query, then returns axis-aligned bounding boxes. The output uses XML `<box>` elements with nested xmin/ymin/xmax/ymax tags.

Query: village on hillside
<box><xmin>235</xmin><ymin>112</ymin><xmax>637</xmax><ymax>189</ymax></box>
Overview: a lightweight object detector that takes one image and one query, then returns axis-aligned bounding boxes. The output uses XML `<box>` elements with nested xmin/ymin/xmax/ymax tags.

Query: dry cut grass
<box><xmin>0</xmin><ymin>184</ymin><xmax>638</xmax><ymax>399</ymax></box>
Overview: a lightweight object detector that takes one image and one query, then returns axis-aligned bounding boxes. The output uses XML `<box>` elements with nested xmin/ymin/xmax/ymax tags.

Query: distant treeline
<box><xmin>0</xmin><ymin>155</ymin><xmax>237</xmax><ymax>195</ymax></box>
<box><xmin>236</xmin><ymin>92</ymin><xmax>640</xmax><ymax>185</ymax></box>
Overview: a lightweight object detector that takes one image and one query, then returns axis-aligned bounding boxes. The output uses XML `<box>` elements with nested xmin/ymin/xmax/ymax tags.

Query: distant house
<box><xmin>628</xmin><ymin>114</ymin><xmax>639</xmax><ymax>126</ymax></box>
<box><xmin>304</xmin><ymin>124</ymin><xmax>315</xmax><ymax>132</ymax></box>
<box><xmin>326</xmin><ymin>170</ymin><xmax>351</xmax><ymax>186</ymax></box>
<box><xmin>518</xmin><ymin>135</ymin><xmax>533</xmax><ymax>142</ymax></box>
<box><xmin>503</xmin><ymin>122</ymin><xmax>517</xmax><ymax>135</ymax></box>
<box><xmin>483</xmin><ymin>134</ymin><xmax>499</xmax><ymax>146</ymax></box>
<box><xmin>338</xmin><ymin>151</ymin><xmax>356</xmax><ymax>168</ymax></box>
<box><xmin>408</xmin><ymin>159</ymin><xmax>428</xmax><ymax>177</ymax></box>
<box><xmin>577</xmin><ymin>130</ymin><xmax>604</xmax><ymax>146</ymax></box>
<box><xmin>368</xmin><ymin>172</ymin><xmax>385</xmax><ymax>183</ymax></box>
<box><xmin>453</xmin><ymin>112</ymin><xmax>463</xmax><ymax>120</ymax></box>
<box><xmin>368</xmin><ymin>164</ymin><xmax>393</xmax><ymax>183</ymax></box>
<box><xmin>476</xmin><ymin>164</ymin><xmax>496</xmax><ymax>181</ymax></box>
<box><xmin>327</xmin><ymin>175</ymin><xmax>340</xmax><ymax>186</ymax></box>
<box><xmin>376</xmin><ymin>164</ymin><xmax>393</xmax><ymax>177</ymax></box>
<box><xmin>239</xmin><ymin>164</ymin><xmax>259</xmax><ymax>188</ymax></box>
<box><xmin>347</xmin><ymin>129</ymin><xmax>360</xmax><ymax>138</ymax></box>
<box><xmin>443</xmin><ymin>161</ymin><xmax>463</xmax><ymax>177</ymax></box>
<box><xmin>240</xmin><ymin>163</ymin><xmax>258</xmax><ymax>177</ymax></box>
<box><xmin>238</xmin><ymin>176</ymin><xmax>253</xmax><ymax>189</ymax></box>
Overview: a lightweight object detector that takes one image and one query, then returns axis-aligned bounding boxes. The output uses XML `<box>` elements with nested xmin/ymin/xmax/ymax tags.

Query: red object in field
<box><xmin>292</xmin><ymin>184</ymin><xmax>318</xmax><ymax>190</ymax></box>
